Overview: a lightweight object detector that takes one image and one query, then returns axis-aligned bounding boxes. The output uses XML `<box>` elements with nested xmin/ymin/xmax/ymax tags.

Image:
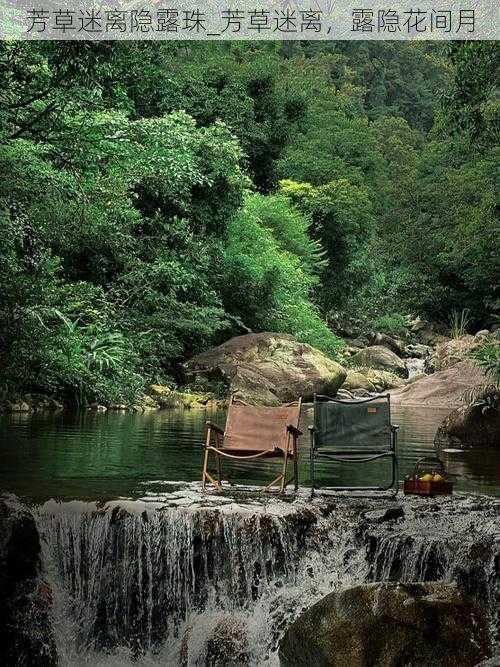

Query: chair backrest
<box><xmin>314</xmin><ymin>395</ymin><xmax>392</xmax><ymax>451</ymax></box>
<box><xmin>224</xmin><ymin>400</ymin><xmax>301</xmax><ymax>452</ymax></box>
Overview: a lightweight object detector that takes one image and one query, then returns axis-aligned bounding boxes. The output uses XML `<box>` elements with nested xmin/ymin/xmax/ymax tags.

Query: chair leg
<box><xmin>280</xmin><ymin>435</ymin><xmax>290</xmax><ymax>493</ymax></box>
<box><xmin>309</xmin><ymin>432</ymin><xmax>315</xmax><ymax>499</ymax></box>
<box><xmin>202</xmin><ymin>426</ymin><xmax>223</xmax><ymax>490</ymax></box>
<box><xmin>201</xmin><ymin>445</ymin><xmax>210</xmax><ymax>490</ymax></box>
<box><xmin>280</xmin><ymin>444</ymin><xmax>290</xmax><ymax>493</ymax></box>
<box><xmin>216</xmin><ymin>442</ymin><xmax>222</xmax><ymax>485</ymax></box>
<box><xmin>293</xmin><ymin>436</ymin><xmax>299</xmax><ymax>492</ymax></box>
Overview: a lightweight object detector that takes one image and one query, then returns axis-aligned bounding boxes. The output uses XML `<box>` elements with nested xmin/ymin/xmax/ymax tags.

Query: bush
<box><xmin>373</xmin><ymin>313</ymin><xmax>408</xmax><ymax>337</ymax></box>
<box><xmin>471</xmin><ymin>342</ymin><xmax>500</xmax><ymax>385</ymax></box>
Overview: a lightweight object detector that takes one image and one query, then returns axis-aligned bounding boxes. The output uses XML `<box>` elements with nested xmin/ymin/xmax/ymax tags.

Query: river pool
<box><xmin>1</xmin><ymin>404</ymin><xmax>499</xmax><ymax>501</ymax></box>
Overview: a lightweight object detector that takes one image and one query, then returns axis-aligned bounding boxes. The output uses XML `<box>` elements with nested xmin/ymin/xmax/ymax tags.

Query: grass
<box><xmin>449</xmin><ymin>308</ymin><xmax>471</xmax><ymax>339</ymax></box>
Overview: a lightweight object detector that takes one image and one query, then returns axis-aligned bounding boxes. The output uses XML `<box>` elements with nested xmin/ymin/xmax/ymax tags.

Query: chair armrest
<box><xmin>287</xmin><ymin>424</ymin><xmax>303</xmax><ymax>436</ymax></box>
<box><xmin>308</xmin><ymin>425</ymin><xmax>316</xmax><ymax>432</ymax></box>
<box><xmin>206</xmin><ymin>420</ymin><xmax>224</xmax><ymax>435</ymax></box>
<box><xmin>391</xmin><ymin>424</ymin><xmax>399</xmax><ymax>431</ymax></box>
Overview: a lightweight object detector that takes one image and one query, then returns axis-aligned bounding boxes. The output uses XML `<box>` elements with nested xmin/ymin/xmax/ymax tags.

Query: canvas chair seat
<box><xmin>201</xmin><ymin>397</ymin><xmax>302</xmax><ymax>492</ymax></box>
<box><xmin>220</xmin><ymin>447</ymin><xmax>293</xmax><ymax>458</ymax></box>
<box><xmin>309</xmin><ymin>394</ymin><xmax>398</xmax><ymax>496</ymax></box>
<box><xmin>222</xmin><ymin>404</ymin><xmax>299</xmax><ymax>455</ymax></box>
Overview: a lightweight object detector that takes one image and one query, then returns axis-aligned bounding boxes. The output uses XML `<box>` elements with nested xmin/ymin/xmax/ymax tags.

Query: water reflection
<box><xmin>0</xmin><ymin>404</ymin><xmax>498</xmax><ymax>501</ymax></box>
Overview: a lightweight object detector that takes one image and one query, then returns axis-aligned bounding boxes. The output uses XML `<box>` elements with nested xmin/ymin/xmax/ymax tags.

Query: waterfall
<box><xmin>368</xmin><ymin>499</ymin><xmax>499</xmax><ymax>652</ymax></box>
<box><xmin>35</xmin><ymin>497</ymin><xmax>368</xmax><ymax>666</ymax></box>
<box><xmin>34</xmin><ymin>492</ymin><xmax>499</xmax><ymax>666</ymax></box>
<box><xmin>405</xmin><ymin>357</ymin><xmax>427</xmax><ymax>379</ymax></box>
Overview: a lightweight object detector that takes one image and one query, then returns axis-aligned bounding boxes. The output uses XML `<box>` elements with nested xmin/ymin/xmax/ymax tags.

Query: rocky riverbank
<box><xmin>185</xmin><ymin>326</ymin><xmax>497</xmax><ymax>408</ymax></box>
<box><xmin>0</xmin><ymin>386</ymin><xmax>222</xmax><ymax>415</ymax></box>
<box><xmin>0</xmin><ymin>495</ymin><xmax>57</xmax><ymax>666</ymax></box>
<box><xmin>1</xmin><ymin>487</ymin><xmax>498</xmax><ymax>665</ymax></box>
<box><xmin>2</xmin><ymin>319</ymin><xmax>497</xmax><ymax>416</ymax></box>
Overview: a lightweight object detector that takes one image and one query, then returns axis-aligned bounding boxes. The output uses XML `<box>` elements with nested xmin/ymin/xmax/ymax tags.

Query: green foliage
<box><xmin>373</xmin><ymin>314</ymin><xmax>408</xmax><ymax>337</ymax></box>
<box><xmin>280</xmin><ymin>179</ymin><xmax>374</xmax><ymax>312</ymax></box>
<box><xmin>463</xmin><ymin>340</ymin><xmax>500</xmax><ymax>411</ymax></box>
<box><xmin>222</xmin><ymin>194</ymin><xmax>343</xmax><ymax>356</ymax></box>
<box><xmin>96</xmin><ymin>43</ymin><xmax>307</xmax><ymax>192</ymax></box>
<box><xmin>472</xmin><ymin>343</ymin><xmax>500</xmax><ymax>385</ymax></box>
<box><xmin>437</xmin><ymin>42</ymin><xmax>499</xmax><ymax>144</ymax></box>
<box><xmin>0</xmin><ymin>40</ymin><xmax>497</xmax><ymax>404</ymax></box>
<box><xmin>0</xmin><ymin>106</ymin><xmax>246</xmax><ymax>404</ymax></box>
<box><xmin>449</xmin><ymin>309</ymin><xmax>471</xmax><ymax>340</ymax></box>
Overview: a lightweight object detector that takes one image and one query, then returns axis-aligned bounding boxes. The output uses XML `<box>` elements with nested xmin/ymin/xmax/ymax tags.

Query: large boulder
<box><xmin>390</xmin><ymin>360</ymin><xmax>488</xmax><ymax>407</ymax></box>
<box><xmin>370</xmin><ymin>332</ymin><xmax>406</xmax><ymax>357</ymax></box>
<box><xmin>185</xmin><ymin>333</ymin><xmax>346</xmax><ymax>406</ymax></box>
<box><xmin>342</xmin><ymin>371</ymin><xmax>376</xmax><ymax>393</ymax></box>
<box><xmin>427</xmin><ymin>334</ymin><xmax>484</xmax><ymax>373</ymax></box>
<box><xmin>180</xmin><ymin>614</ymin><xmax>249</xmax><ymax>666</ymax></box>
<box><xmin>435</xmin><ymin>399</ymin><xmax>500</xmax><ymax>452</ymax></box>
<box><xmin>279</xmin><ymin>582</ymin><xmax>490</xmax><ymax>667</ymax></box>
<box><xmin>350</xmin><ymin>345</ymin><xmax>408</xmax><ymax>378</ymax></box>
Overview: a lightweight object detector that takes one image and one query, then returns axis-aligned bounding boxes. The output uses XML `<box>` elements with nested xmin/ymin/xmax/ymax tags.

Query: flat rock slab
<box><xmin>390</xmin><ymin>360</ymin><xmax>488</xmax><ymax>407</ymax></box>
<box><xmin>363</xmin><ymin>505</ymin><xmax>404</xmax><ymax>523</ymax></box>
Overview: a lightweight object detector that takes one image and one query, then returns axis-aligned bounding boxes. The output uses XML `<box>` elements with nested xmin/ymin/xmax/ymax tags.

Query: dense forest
<box><xmin>0</xmin><ymin>41</ymin><xmax>498</xmax><ymax>405</ymax></box>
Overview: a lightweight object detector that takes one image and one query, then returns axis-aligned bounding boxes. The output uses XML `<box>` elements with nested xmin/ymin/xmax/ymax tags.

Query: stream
<box><xmin>1</xmin><ymin>404</ymin><xmax>499</xmax><ymax>501</ymax></box>
<box><xmin>1</xmin><ymin>406</ymin><xmax>499</xmax><ymax>665</ymax></box>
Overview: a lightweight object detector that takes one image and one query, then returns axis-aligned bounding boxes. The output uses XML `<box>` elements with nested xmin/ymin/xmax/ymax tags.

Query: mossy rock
<box><xmin>350</xmin><ymin>346</ymin><xmax>408</xmax><ymax>379</ymax></box>
<box><xmin>186</xmin><ymin>333</ymin><xmax>346</xmax><ymax>406</ymax></box>
<box><xmin>148</xmin><ymin>384</ymin><xmax>172</xmax><ymax>397</ymax></box>
<box><xmin>279</xmin><ymin>582</ymin><xmax>490</xmax><ymax>667</ymax></box>
<box><xmin>352</xmin><ymin>367</ymin><xmax>405</xmax><ymax>390</ymax></box>
<box><xmin>342</xmin><ymin>371</ymin><xmax>376</xmax><ymax>392</ymax></box>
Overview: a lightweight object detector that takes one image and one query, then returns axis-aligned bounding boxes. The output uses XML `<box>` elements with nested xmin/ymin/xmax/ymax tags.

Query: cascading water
<box><xmin>367</xmin><ymin>495</ymin><xmax>499</xmax><ymax>652</ymax></box>
<box><xmin>35</xmin><ymin>493</ymin><xmax>369</xmax><ymax>666</ymax></box>
<box><xmin>33</xmin><ymin>488</ymin><xmax>499</xmax><ymax>666</ymax></box>
<box><xmin>405</xmin><ymin>357</ymin><xmax>427</xmax><ymax>379</ymax></box>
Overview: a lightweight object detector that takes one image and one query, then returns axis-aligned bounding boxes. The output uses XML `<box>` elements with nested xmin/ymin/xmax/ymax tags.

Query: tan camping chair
<box><xmin>201</xmin><ymin>396</ymin><xmax>302</xmax><ymax>493</ymax></box>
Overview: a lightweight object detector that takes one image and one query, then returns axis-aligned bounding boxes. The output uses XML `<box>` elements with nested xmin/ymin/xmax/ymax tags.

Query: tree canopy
<box><xmin>0</xmin><ymin>41</ymin><xmax>497</xmax><ymax>404</ymax></box>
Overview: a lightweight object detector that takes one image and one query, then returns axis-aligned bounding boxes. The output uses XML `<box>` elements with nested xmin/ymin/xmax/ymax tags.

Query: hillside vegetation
<box><xmin>0</xmin><ymin>41</ymin><xmax>498</xmax><ymax>404</ymax></box>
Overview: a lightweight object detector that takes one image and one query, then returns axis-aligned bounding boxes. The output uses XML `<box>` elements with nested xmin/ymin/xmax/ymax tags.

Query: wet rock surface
<box><xmin>279</xmin><ymin>581</ymin><xmax>491</xmax><ymax>667</ymax></box>
<box><xmin>0</xmin><ymin>495</ymin><xmax>57</xmax><ymax>666</ymax></box>
<box><xmin>180</xmin><ymin>614</ymin><xmax>250</xmax><ymax>666</ymax></box>
<box><xmin>3</xmin><ymin>487</ymin><xmax>499</xmax><ymax>665</ymax></box>
<box><xmin>363</xmin><ymin>506</ymin><xmax>404</xmax><ymax>523</ymax></box>
<box><xmin>435</xmin><ymin>402</ymin><xmax>500</xmax><ymax>451</ymax></box>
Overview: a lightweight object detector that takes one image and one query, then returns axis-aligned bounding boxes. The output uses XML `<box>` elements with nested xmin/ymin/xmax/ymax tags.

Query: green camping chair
<box><xmin>309</xmin><ymin>394</ymin><xmax>398</xmax><ymax>496</ymax></box>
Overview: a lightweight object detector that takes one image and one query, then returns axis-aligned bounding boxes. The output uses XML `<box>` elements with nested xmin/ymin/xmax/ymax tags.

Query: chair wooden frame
<box><xmin>309</xmin><ymin>393</ymin><xmax>398</xmax><ymax>497</ymax></box>
<box><xmin>201</xmin><ymin>396</ymin><xmax>302</xmax><ymax>493</ymax></box>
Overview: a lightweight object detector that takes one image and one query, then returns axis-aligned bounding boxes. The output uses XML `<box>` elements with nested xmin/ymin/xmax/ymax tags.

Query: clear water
<box><xmin>1</xmin><ymin>404</ymin><xmax>498</xmax><ymax>501</ymax></box>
